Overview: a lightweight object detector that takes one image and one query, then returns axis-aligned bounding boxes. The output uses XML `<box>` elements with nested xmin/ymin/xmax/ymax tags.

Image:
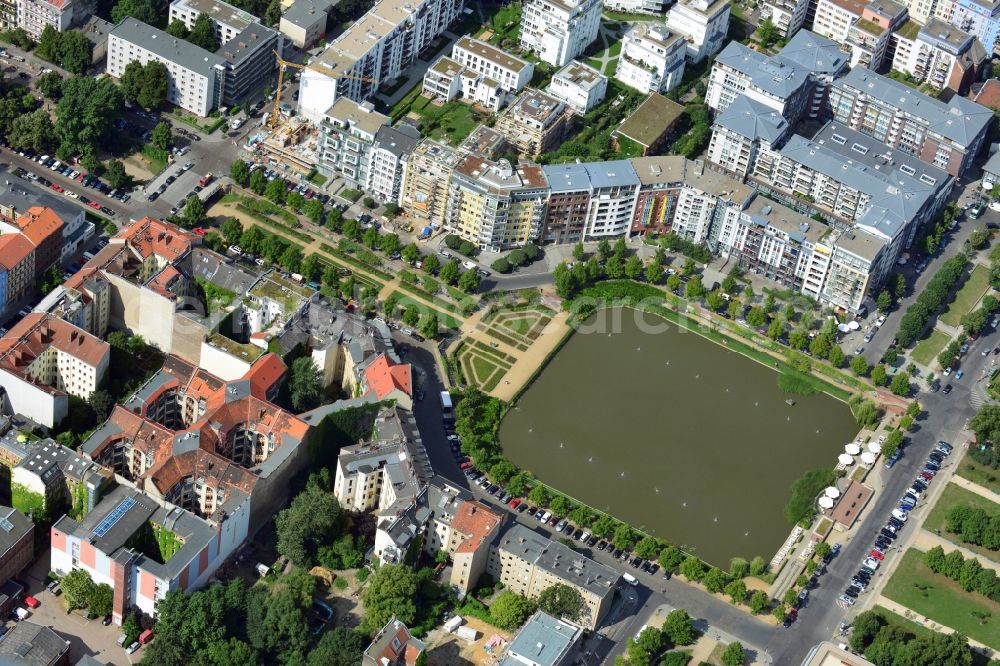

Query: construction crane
<box><xmin>271</xmin><ymin>50</ymin><xmax>376</xmax><ymax>129</ymax></box>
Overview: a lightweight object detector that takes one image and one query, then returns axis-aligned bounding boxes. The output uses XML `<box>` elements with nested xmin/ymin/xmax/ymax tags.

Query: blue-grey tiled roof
<box><xmin>775</xmin><ymin>30</ymin><xmax>849</xmax><ymax>77</ymax></box>
<box><xmin>715</xmin><ymin>95</ymin><xmax>790</xmax><ymax>143</ymax></box>
<box><xmin>836</xmin><ymin>67</ymin><xmax>993</xmax><ymax>149</ymax></box>
<box><xmin>715</xmin><ymin>42</ymin><xmax>810</xmax><ymax>100</ymax></box>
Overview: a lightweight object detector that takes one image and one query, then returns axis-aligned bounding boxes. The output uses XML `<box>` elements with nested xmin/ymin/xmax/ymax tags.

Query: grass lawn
<box><xmin>409</xmin><ymin>97</ymin><xmax>481</xmax><ymax>145</ymax></box>
<box><xmin>488</xmin><ymin>2</ymin><xmax>522</xmax><ymax>45</ymax></box>
<box><xmin>923</xmin><ymin>482</ymin><xmax>1000</xmax><ymax>563</ymax></box>
<box><xmin>956</xmin><ymin>447</ymin><xmax>1000</xmax><ymax>496</ymax></box>
<box><xmin>940</xmin><ymin>265</ymin><xmax>992</xmax><ymax>327</ymax></box>
<box><xmin>912</xmin><ymin>329</ymin><xmax>951</xmax><ymax>366</ymax></box>
<box><xmin>393</xmin><ymin>293</ymin><xmax>463</xmax><ymax>329</ymax></box>
<box><xmin>883</xmin><ymin>548</ymin><xmax>1000</xmax><ymax>650</ymax></box>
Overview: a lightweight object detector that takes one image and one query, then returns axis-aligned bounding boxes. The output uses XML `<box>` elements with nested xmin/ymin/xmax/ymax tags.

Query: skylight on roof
<box><xmin>851</xmin><ymin>143</ymin><xmax>869</xmax><ymax>155</ymax></box>
<box><xmin>831</xmin><ymin>134</ymin><xmax>847</xmax><ymax>145</ymax></box>
<box><xmin>919</xmin><ymin>174</ymin><xmax>937</xmax><ymax>186</ymax></box>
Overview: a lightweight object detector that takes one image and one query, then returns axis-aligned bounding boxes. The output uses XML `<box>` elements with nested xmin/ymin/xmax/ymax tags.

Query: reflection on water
<box><xmin>498</xmin><ymin>308</ymin><xmax>856</xmax><ymax>566</ymax></box>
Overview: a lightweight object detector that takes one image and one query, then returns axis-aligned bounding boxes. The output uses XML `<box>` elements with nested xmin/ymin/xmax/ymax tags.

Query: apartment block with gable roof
<box><xmin>0</xmin><ymin>313</ymin><xmax>110</xmax><ymax>428</ymax></box>
<box><xmin>0</xmin><ymin>233</ymin><xmax>34</xmax><ymax>312</ymax></box>
<box><xmin>0</xmin><ymin>174</ymin><xmax>94</xmax><ymax>262</ymax></box>
<box><xmin>15</xmin><ymin>0</ymin><xmax>72</xmax><ymax>39</ymax></box>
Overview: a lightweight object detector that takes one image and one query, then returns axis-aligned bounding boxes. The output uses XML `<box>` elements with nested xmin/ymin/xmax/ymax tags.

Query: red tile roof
<box><xmin>364</xmin><ymin>354</ymin><xmax>413</xmax><ymax>400</ymax></box>
<box><xmin>0</xmin><ymin>313</ymin><xmax>110</xmax><ymax>371</ymax></box>
<box><xmin>0</xmin><ymin>234</ymin><xmax>35</xmax><ymax>269</ymax></box>
<box><xmin>451</xmin><ymin>501</ymin><xmax>503</xmax><ymax>554</ymax></box>
<box><xmin>242</xmin><ymin>353</ymin><xmax>286</xmax><ymax>400</ymax></box>
<box><xmin>115</xmin><ymin>217</ymin><xmax>198</xmax><ymax>262</ymax></box>
<box><xmin>16</xmin><ymin>207</ymin><xmax>63</xmax><ymax>248</ymax></box>
<box><xmin>974</xmin><ymin>79</ymin><xmax>1000</xmax><ymax>109</ymax></box>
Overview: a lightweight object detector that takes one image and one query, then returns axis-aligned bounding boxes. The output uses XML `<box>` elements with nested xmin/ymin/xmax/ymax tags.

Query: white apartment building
<box><xmin>317</xmin><ymin>97</ymin><xmax>390</xmax><ymax>185</ymax></box>
<box><xmin>366</xmin><ymin>125</ymin><xmax>420</xmax><ymax>205</ymax></box>
<box><xmin>452</xmin><ymin>36</ymin><xmax>534</xmax><ymax>92</ymax></box>
<box><xmin>705</xmin><ymin>41</ymin><xmax>811</xmax><ymax>118</ymax></box>
<box><xmin>891</xmin><ymin>18</ymin><xmax>987</xmax><ymax>92</ymax></box>
<box><xmin>15</xmin><ymin>0</ymin><xmax>71</xmax><ymax>39</ymax></box>
<box><xmin>760</xmin><ymin>0</ymin><xmax>810</xmax><ymax>38</ymax></box>
<box><xmin>546</xmin><ymin>60</ymin><xmax>607</xmax><ymax>114</ymax></box>
<box><xmin>666</xmin><ymin>0</ymin><xmax>731</xmax><ymax>62</ymax></box>
<box><xmin>707</xmin><ymin>94</ymin><xmax>790</xmax><ymax>180</ymax></box>
<box><xmin>423</xmin><ymin>38</ymin><xmax>533</xmax><ymax>112</ymax></box>
<box><xmin>107</xmin><ymin>18</ymin><xmax>225</xmax><ymax>117</ymax></box>
<box><xmin>298</xmin><ymin>0</ymin><xmax>463</xmax><ymax>120</ymax></box>
<box><xmin>400</xmin><ymin>139</ymin><xmax>464</xmax><ymax>228</ymax></box>
<box><xmin>842</xmin><ymin>0</ymin><xmax>908</xmax><ymax>70</ymax></box>
<box><xmin>614</xmin><ymin>23</ymin><xmax>687</xmax><ymax>95</ymax></box>
<box><xmin>168</xmin><ymin>0</ymin><xmax>255</xmax><ymax>45</ymax></box>
<box><xmin>333</xmin><ymin>408</ymin><xmax>425</xmax><ymax>513</ymax></box>
<box><xmin>0</xmin><ymin>314</ymin><xmax>110</xmax><ymax>428</ymax></box>
<box><xmin>812</xmin><ymin>0</ymin><xmax>864</xmax><ymax>42</ymax></box>
<box><xmin>519</xmin><ymin>0</ymin><xmax>601</xmax><ymax>67</ymax></box>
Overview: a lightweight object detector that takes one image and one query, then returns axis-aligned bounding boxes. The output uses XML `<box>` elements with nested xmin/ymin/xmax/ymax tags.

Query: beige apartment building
<box><xmin>487</xmin><ymin>524</ymin><xmax>619</xmax><ymax>629</ymax></box>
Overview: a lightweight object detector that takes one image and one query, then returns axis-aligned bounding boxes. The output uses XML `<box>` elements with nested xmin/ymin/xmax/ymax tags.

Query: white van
<box><xmin>622</xmin><ymin>573</ymin><xmax>638</xmax><ymax>586</ymax></box>
<box><xmin>539</xmin><ymin>510</ymin><xmax>552</xmax><ymax>524</ymax></box>
<box><xmin>462</xmin><ymin>260</ymin><xmax>476</xmax><ymax>270</ymax></box>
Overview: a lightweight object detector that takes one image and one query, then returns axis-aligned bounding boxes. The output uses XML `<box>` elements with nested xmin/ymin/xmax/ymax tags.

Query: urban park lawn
<box><xmin>883</xmin><ymin>549</ymin><xmax>1000</xmax><ymax>650</ymax></box>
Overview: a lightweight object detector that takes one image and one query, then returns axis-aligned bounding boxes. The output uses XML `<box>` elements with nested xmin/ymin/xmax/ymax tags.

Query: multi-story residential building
<box><xmin>488</xmin><ymin>524</ymin><xmax>619</xmax><ymax>630</ymax></box>
<box><xmin>400</xmin><ymin>139</ymin><xmax>463</xmax><ymax>229</ymax></box>
<box><xmin>108</xmin><ymin>18</ymin><xmax>226</xmax><ymax>117</ymax></box>
<box><xmin>614</xmin><ymin>23</ymin><xmax>687</xmax><ymax>95</ymax></box>
<box><xmin>948</xmin><ymin>0</ymin><xmax>1000</xmax><ymax>56</ymax></box>
<box><xmin>15</xmin><ymin>0</ymin><xmax>72</xmax><ymax>39</ymax></box>
<box><xmin>890</xmin><ymin>18</ymin><xmax>987</xmax><ymax>93</ymax></box>
<box><xmin>363</xmin><ymin>619</ymin><xmax>426</xmax><ymax>666</ymax></box>
<box><xmin>604</xmin><ymin>0</ymin><xmax>668</xmax><ymax>14</ymax></box>
<box><xmin>54</xmin><ymin>352</ymin><xmax>309</xmax><ymax>623</ymax></box>
<box><xmin>279</xmin><ymin>0</ymin><xmax>336</xmax><ymax>48</ymax></box>
<box><xmin>706</xmin><ymin>41</ymin><xmax>812</xmax><ymax>120</ymax></box>
<box><xmin>15</xmin><ymin>207</ymin><xmax>63</xmax><ymax>280</ymax></box>
<box><xmin>446</xmin><ymin>155</ymin><xmax>549</xmax><ymax>251</ymax></box>
<box><xmin>0</xmin><ymin>507</ymin><xmax>32</xmax><ymax>587</ymax></box>
<box><xmin>775</xmin><ymin>30</ymin><xmax>849</xmax><ymax>119</ymax></box>
<box><xmin>423</xmin><ymin>56</ymin><xmax>507</xmax><ymax>111</ymax></box>
<box><xmin>494</xmin><ymin>88</ymin><xmax>571</xmax><ymax>156</ymax></box>
<box><xmin>333</xmin><ymin>406</ymin><xmax>425</xmax><ymax>513</ymax></box>
<box><xmin>707</xmin><ymin>94</ymin><xmax>791</xmax><ymax>180</ymax></box>
<box><xmin>0</xmin><ymin>313</ymin><xmax>109</xmax><ymax>428</ymax></box>
<box><xmin>169</xmin><ymin>0</ymin><xmax>250</xmax><ymax>44</ymax></box>
<box><xmin>366</xmin><ymin>125</ymin><xmax>421</xmax><ymax>205</ymax></box>
<box><xmin>298</xmin><ymin>0</ymin><xmax>464</xmax><ymax>120</ymax></box>
<box><xmin>541</xmin><ymin>160</ymin><xmax>641</xmax><ymax>242</ymax></box>
<box><xmin>715</xmin><ymin>196</ymin><xmax>827</xmax><ymax>293</ymax></box>
<box><xmin>760</xmin><ymin>0</ymin><xmax>810</xmax><ymax>39</ymax></box>
<box><xmin>546</xmin><ymin>60</ymin><xmax>607</xmax><ymax>114</ymax></box>
<box><xmin>497</xmin><ymin>612</ymin><xmax>582</xmax><ymax>666</ymax></box>
<box><xmin>0</xmin><ymin>177</ymin><xmax>93</xmax><ymax>261</ymax></box>
<box><xmin>423</xmin><ymin>38</ymin><xmax>533</xmax><ymax>112</ymax></box>
<box><xmin>666</xmin><ymin>0</ymin><xmax>731</xmax><ymax>62</ymax></box>
<box><xmin>813</xmin><ymin>0</ymin><xmax>867</xmax><ymax>44</ymax></box>
<box><xmin>316</xmin><ymin>97</ymin><xmax>390</xmax><ymax>184</ymax></box>
<box><xmin>842</xmin><ymin>0</ymin><xmax>908</xmax><ymax>70</ymax></box>
<box><xmin>519</xmin><ymin>0</ymin><xmax>601</xmax><ymax>67</ymax></box>
<box><xmin>0</xmin><ymin>233</ymin><xmax>34</xmax><ymax>311</ymax></box>
<box><xmin>453</xmin><ymin>36</ymin><xmax>534</xmax><ymax>92</ymax></box>
<box><xmin>10</xmin><ymin>437</ymin><xmax>109</xmax><ymax>520</ymax></box>
<box><xmin>751</xmin><ymin>123</ymin><xmax>950</xmax><ymax>262</ymax></box>
<box><xmin>107</xmin><ymin>0</ymin><xmax>282</xmax><ymax>116</ymax></box>
<box><xmin>0</xmin><ymin>622</ymin><xmax>68</xmax><ymax>665</ymax></box>
<box><xmin>375</xmin><ymin>477</ymin><xmax>503</xmax><ymax>595</ymax></box>
<box><xmin>828</xmin><ymin>66</ymin><xmax>993</xmax><ymax>176</ymax></box>
<box><xmin>0</xmin><ymin>0</ymin><xmax>14</xmax><ymax>30</ymax></box>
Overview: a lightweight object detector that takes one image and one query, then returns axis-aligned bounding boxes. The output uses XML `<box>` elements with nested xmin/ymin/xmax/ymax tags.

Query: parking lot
<box><xmin>13</xmin><ymin>554</ymin><xmax>135</xmax><ymax>665</ymax></box>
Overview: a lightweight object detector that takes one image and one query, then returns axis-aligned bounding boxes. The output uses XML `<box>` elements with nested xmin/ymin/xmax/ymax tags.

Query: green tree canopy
<box><xmin>362</xmin><ymin>564</ymin><xmax>418</xmax><ymax>629</ymax></box>
<box><xmin>490</xmin><ymin>591</ymin><xmax>535</xmax><ymax>630</ymax></box>
<box><xmin>536</xmin><ymin>583</ymin><xmax>585</xmax><ymax>622</ymax></box>
<box><xmin>274</xmin><ymin>476</ymin><xmax>343</xmax><ymax>567</ymax></box>
<box><xmin>189</xmin><ymin>13</ymin><xmax>220</xmax><ymax>50</ymax></box>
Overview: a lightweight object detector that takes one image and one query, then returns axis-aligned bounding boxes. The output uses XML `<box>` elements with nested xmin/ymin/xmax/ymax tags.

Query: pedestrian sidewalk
<box><xmin>949</xmin><ymin>474</ymin><xmax>1000</xmax><ymax>502</ymax></box>
<box><xmin>911</xmin><ymin>529</ymin><xmax>1000</xmax><ymax>573</ymax></box>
